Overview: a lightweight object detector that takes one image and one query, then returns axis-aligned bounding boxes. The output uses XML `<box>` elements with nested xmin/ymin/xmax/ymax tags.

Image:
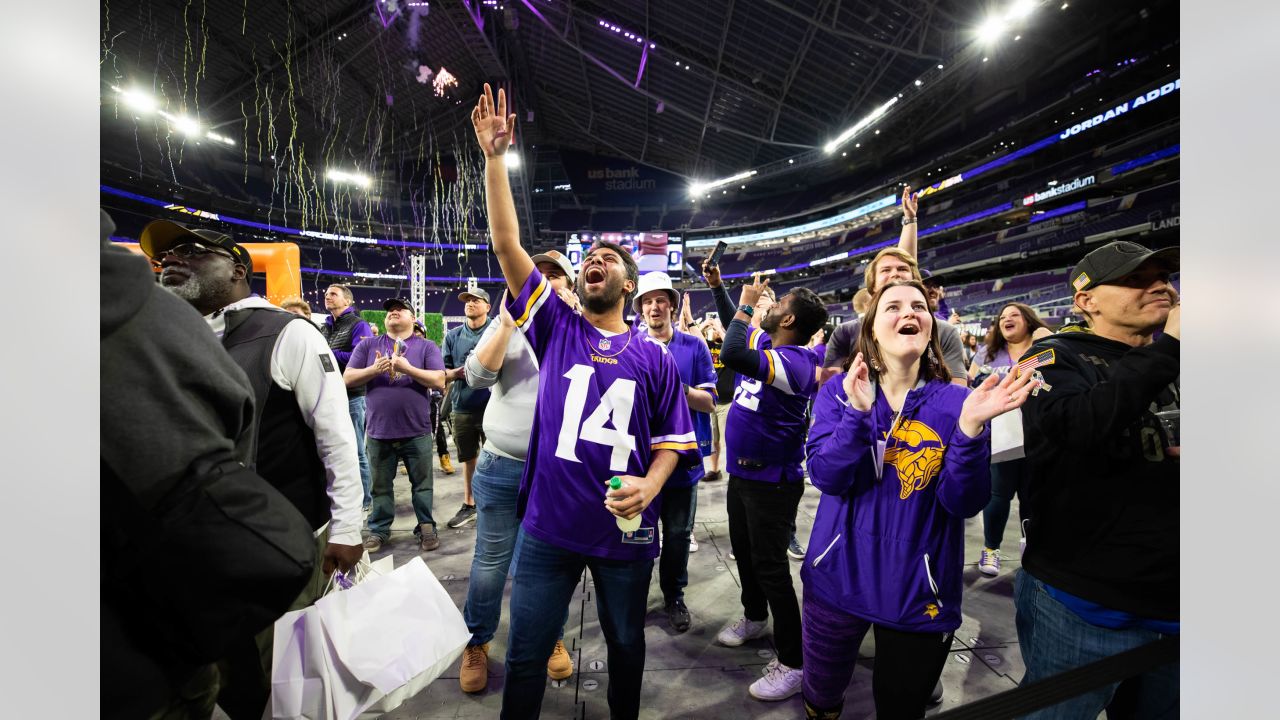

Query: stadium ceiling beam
<box><xmin>692</xmin><ymin>0</ymin><xmax>737</xmax><ymax>173</ymax></box>
<box><xmin>538</xmin><ymin>85</ymin><xmax>694</xmax><ymax>178</ymax></box>
<box><xmin>755</xmin><ymin>0</ymin><xmax>943</xmax><ymax>61</ymax></box>
<box><xmin>833</xmin><ymin>13</ymin><xmax>921</xmax><ymax>130</ymax></box>
<box><xmin>203</xmin><ymin>1</ymin><xmax>374</xmax><ymax>115</ymax></box>
<box><xmin>550</xmin><ymin>0</ymin><xmax>830</xmax><ymax>133</ymax></box>
<box><xmin>521</xmin><ymin>5</ymin><xmax>817</xmax><ymax>152</ymax></box>
<box><xmin>765</xmin><ymin>0</ymin><xmax>835</xmax><ymax>143</ymax></box>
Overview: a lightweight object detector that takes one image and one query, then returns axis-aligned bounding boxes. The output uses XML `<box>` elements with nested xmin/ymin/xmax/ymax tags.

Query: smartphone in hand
<box><xmin>708</xmin><ymin>240</ymin><xmax>729</xmax><ymax>268</ymax></box>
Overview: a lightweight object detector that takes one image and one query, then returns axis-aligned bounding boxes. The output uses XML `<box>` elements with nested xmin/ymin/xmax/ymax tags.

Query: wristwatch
<box><xmin>902</xmin><ymin>217</ymin><xmax>917</xmax><ymax>226</ymax></box>
<box><xmin>737</xmin><ymin>303</ymin><xmax>754</xmax><ymax>317</ymax></box>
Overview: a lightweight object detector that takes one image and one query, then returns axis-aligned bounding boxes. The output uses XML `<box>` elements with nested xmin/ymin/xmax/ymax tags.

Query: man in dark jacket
<box><xmin>322</xmin><ymin>283</ymin><xmax>375</xmax><ymax>508</ymax></box>
<box><xmin>101</xmin><ymin>210</ymin><xmax>314</xmax><ymax>719</ymax></box>
<box><xmin>145</xmin><ymin>219</ymin><xmax>364</xmax><ymax>719</ymax></box>
<box><xmin>1017</xmin><ymin>240</ymin><xmax>1180</xmax><ymax>719</ymax></box>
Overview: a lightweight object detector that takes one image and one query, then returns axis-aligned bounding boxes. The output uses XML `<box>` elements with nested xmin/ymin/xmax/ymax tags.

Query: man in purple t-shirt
<box><xmin>343</xmin><ymin>298</ymin><xmax>446</xmax><ymax>553</ymax></box>
<box><xmin>473</xmin><ymin>84</ymin><xmax>698</xmax><ymax>720</ymax></box>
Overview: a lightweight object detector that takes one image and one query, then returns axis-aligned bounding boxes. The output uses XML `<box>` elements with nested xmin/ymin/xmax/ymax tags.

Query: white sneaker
<box><xmin>717</xmin><ymin>617</ymin><xmax>768</xmax><ymax>647</ymax></box>
<box><xmin>689</xmin><ymin>536</ymin><xmax>699</xmax><ymax>553</ymax></box>
<box><xmin>749</xmin><ymin>659</ymin><xmax>803</xmax><ymax>701</ymax></box>
<box><xmin>979</xmin><ymin>548</ymin><xmax>1001</xmax><ymax>577</ymax></box>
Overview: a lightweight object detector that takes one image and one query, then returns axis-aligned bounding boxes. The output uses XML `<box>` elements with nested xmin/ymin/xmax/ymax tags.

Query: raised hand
<box><xmin>958</xmin><ymin>367</ymin><xmax>1039</xmax><ymax>437</ymax></box>
<box><xmin>701</xmin><ymin>257</ymin><xmax>722</xmax><ymax>288</ymax></box>
<box><xmin>843</xmin><ymin>352</ymin><xmax>874</xmax><ymax>411</ymax></box>
<box><xmin>471</xmin><ymin>83</ymin><xmax>517</xmax><ymax>158</ymax></box>
<box><xmin>902</xmin><ymin>185</ymin><xmax>918</xmax><ymax>221</ymax></box>
<box><xmin>738</xmin><ymin>272</ymin><xmax>770</xmax><ymax>309</ymax></box>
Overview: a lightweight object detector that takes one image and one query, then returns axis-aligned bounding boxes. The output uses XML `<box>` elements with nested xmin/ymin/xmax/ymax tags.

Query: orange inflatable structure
<box><xmin>120</xmin><ymin>242</ymin><xmax>303</xmax><ymax>306</ymax></box>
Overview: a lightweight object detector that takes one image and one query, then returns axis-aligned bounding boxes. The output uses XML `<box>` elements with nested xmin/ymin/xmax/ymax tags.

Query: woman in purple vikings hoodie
<box><xmin>801</xmin><ymin>281</ymin><xmax>1037</xmax><ymax>720</ymax></box>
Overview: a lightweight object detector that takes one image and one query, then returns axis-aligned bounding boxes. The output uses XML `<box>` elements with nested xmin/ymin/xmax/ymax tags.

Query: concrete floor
<box><xmin>351</xmin><ymin>446</ymin><xmax>1036</xmax><ymax>720</ymax></box>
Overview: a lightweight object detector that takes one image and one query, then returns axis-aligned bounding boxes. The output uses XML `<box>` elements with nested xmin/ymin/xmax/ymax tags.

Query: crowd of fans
<box><xmin>103</xmin><ymin>85</ymin><xmax>1179</xmax><ymax>720</ymax></box>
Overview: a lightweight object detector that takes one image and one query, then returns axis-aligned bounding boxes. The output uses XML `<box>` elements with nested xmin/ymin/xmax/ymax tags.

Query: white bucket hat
<box><xmin>632</xmin><ymin>271</ymin><xmax>680</xmax><ymax>314</ymax></box>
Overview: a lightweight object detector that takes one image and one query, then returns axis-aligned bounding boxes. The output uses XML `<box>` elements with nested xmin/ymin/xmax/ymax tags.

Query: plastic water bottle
<box><xmin>608</xmin><ymin>477</ymin><xmax>642</xmax><ymax>532</ymax></box>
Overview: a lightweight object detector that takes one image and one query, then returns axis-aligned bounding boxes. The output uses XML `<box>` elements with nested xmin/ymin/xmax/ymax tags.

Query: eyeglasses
<box><xmin>151</xmin><ymin>242</ymin><xmax>236</xmax><ymax>266</ymax></box>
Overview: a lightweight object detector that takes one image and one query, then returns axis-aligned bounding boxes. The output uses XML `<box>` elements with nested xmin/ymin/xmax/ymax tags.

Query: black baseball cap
<box><xmin>1070</xmin><ymin>241</ymin><xmax>1179</xmax><ymax>293</ymax></box>
<box><xmin>139</xmin><ymin>219</ymin><xmax>254</xmax><ymax>274</ymax></box>
<box><xmin>383</xmin><ymin>298</ymin><xmax>415</xmax><ymax>313</ymax></box>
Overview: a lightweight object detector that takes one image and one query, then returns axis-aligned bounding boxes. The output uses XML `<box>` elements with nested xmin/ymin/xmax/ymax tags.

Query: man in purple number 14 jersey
<box><xmin>472</xmin><ymin>84</ymin><xmax>700</xmax><ymax>720</ymax></box>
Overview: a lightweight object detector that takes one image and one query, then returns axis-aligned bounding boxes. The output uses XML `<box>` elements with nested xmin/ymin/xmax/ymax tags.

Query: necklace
<box><xmin>582</xmin><ymin>325</ymin><xmax>634</xmax><ymax>358</ymax></box>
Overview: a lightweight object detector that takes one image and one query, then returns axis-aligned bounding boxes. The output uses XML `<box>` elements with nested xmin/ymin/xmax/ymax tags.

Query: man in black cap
<box><xmin>142</xmin><ymin>218</ymin><xmax>365</xmax><ymax>719</ymax></box>
<box><xmin>1016</xmin><ymin>240</ymin><xmax>1180</xmax><ymax>718</ymax></box>
<box><xmin>441</xmin><ymin>286</ymin><xmax>494</xmax><ymax>528</ymax></box>
<box><xmin>344</xmin><ymin>298</ymin><xmax>447</xmax><ymax>552</ymax></box>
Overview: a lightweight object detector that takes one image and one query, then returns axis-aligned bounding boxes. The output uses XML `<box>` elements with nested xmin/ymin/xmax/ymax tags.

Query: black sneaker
<box><xmin>788</xmin><ymin>534</ymin><xmax>806</xmax><ymax>561</ymax></box>
<box><xmin>666</xmin><ymin>599</ymin><xmax>691</xmax><ymax>633</ymax></box>
<box><xmin>447</xmin><ymin>503</ymin><xmax>477</xmax><ymax>528</ymax></box>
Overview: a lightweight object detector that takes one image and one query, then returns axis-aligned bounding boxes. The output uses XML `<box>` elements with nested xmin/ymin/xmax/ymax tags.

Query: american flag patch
<box><xmin>1016</xmin><ymin>349</ymin><xmax>1056</xmax><ymax>376</ymax></box>
<box><xmin>1072</xmin><ymin>272</ymin><xmax>1091</xmax><ymax>291</ymax></box>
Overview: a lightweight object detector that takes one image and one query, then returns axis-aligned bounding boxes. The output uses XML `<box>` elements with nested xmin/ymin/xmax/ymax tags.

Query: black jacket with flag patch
<box><xmin>1020</xmin><ymin>328</ymin><xmax>1180</xmax><ymax>621</ymax></box>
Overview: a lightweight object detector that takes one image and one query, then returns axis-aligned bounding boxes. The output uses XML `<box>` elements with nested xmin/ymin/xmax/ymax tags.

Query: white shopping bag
<box><xmin>318</xmin><ymin>556</ymin><xmax>470</xmax><ymax>696</ymax></box>
<box><xmin>266</xmin><ymin>555</ymin><xmax>449</xmax><ymax>720</ymax></box>
<box><xmin>991</xmin><ymin>407</ymin><xmax>1025</xmax><ymax>463</ymax></box>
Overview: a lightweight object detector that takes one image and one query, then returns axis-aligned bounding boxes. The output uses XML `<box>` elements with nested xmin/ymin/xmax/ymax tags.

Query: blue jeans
<box><xmin>1015</xmin><ymin>569</ymin><xmax>1179</xmax><ymax>719</ymax></box>
<box><xmin>463</xmin><ymin>450</ymin><xmax>569</xmax><ymax>647</ymax></box>
<box><xmin>658</xmin><ymin>483</ymin><xmax>697</xmax><ymax>604</ymax></box>
<box><xmin>502</xmin><ymin>533</ymin><xmax>653</xmax><ymax>720</ymax></box>
<box><xmin>348</xmin><ymin>396</ymin><xmax>372</xmax><ymax>507</ymax></box>
<box><xmin>365</xmin><ymin>435</ymin><xmax>435</xmax><ymax>539</ymax></box>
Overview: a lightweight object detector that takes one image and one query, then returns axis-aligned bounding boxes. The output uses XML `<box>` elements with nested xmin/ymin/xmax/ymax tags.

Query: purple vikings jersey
<box><xmin>726</xmin><ymin>325</ymin><xmax>820</xmax><ymax>483</ymax></box>
<box><xmin>507</xmin><ymin>268</ymin><xmax>700</xmax><ymax>561</ymax></box>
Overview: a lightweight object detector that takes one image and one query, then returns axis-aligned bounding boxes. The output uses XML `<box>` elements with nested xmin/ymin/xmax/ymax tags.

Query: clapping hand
<box><xmin>958</xmin><ymin>368</ymin><xmax>1040</xmax><ymax>438</ymax></box>
<box><xmin>373</xmin><ymin>351</ymin><xmax>393</xmax><ymax>374</ymax></box>
<box><xmin>843</xmin><ymin>352</ymin><xmax>874</xmax><ymax>412</ymax></box>
<box><xmin>471</xmin><ymin>83</ymin><xmax>517</xmax><ymax>158</ymax></box>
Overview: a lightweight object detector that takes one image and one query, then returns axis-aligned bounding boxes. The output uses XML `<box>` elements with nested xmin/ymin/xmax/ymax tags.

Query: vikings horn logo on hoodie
<box><xmin>883</xmin><ymin>420</ymin><xmax>946</xmax><ymax>501</ymax></box>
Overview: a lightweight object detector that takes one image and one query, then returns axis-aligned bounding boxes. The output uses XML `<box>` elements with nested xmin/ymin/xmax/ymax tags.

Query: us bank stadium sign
<box><xmin>1023</xmin><ymin>176</ymin><xmax>1096</xmax><ymax>206</ymax></box>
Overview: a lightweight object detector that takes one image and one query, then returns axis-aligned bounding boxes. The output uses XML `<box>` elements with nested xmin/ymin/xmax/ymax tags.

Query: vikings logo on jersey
<box><xmin>883</xmin><ymin>420</ymin><xmax>946</xmax><ymax>501</ymax></box>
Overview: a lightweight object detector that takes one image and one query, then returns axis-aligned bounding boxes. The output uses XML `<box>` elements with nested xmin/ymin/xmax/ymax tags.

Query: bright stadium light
<box><xmin>823</xmin><ymin>96</ymin><xmax>898</xmax><ymax>154</ymax></box>
<box><xmin>1007</xmin><ymin>0</ymin><xmax>1036</xmax><ymax>20</ymax></box>
<box><xmin>326</xmin><ymin>168</ymin><xmax>371</xmax><ymax>188</ymax></box>
<box><xmin>978</xmin><ymin>16</ymin><xmax>1008</xmax><ymax>43</ymax></box>
<box><xmin>118</xmin><ymin>87</ymin><xmax>158</xmax><ymax>115</ymax></box>
<box><xmin>688</xmin><ymin>169</ymin><xmax>757</xmax><ymax>198</ymax></box>
<box><xmin>505</xmin><ymin>151</ymin><xmax>521</xmax><ymax>170</ymax></box>
<box><xmin>173</xmin><ymin>115</ymin><xmax>201</xmax><ymax>136</ymax></box>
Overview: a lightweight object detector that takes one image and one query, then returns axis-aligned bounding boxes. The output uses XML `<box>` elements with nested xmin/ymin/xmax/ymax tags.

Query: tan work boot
<box><xmin>459</xmin><ymin>643</ymin><xmax>489</xmax><ymax>693</ymax></box>
<box><xmin>441</xmin><ymin>453</ymin><xmax>455</xmax><ymax>474</ymax></box>
<box><xmin>546</xmin><ymin>639</ymin><xmax>573</xmax><ymax>681</ymax></box>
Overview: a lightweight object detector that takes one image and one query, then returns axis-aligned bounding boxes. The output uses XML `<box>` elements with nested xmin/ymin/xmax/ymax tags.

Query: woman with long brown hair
<box><xmin>802</xmin><ymin>280</ymin><xmax>1037</xmax><ymax>719</ymax></box>
<box><xmin>968</xmin><ymin>302</ymin><xmax>1052</xmax><ymax>577</ymax></box>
